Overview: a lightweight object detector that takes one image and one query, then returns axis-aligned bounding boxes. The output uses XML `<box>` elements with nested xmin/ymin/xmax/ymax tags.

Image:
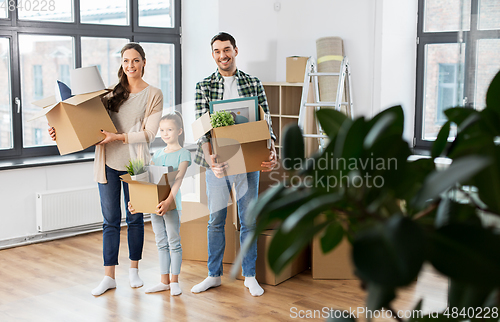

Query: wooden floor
<box><xmin>0</xmin><ymin>223</ymin><xmax>448</xmax><ymax>321</ymax></box>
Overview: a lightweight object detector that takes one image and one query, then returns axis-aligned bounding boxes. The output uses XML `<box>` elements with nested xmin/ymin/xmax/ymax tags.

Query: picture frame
<box><xmin>209</xmin><ymin>96</ymin><xmax>259</xmax><ymax>124</ymax></box>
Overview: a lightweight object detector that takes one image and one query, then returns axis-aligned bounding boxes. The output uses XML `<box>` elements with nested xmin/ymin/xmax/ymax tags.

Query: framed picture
<box><xmin>209</xmin><ymin>96</ymin><xmax>259</xmax><ymax>124</ymax></box>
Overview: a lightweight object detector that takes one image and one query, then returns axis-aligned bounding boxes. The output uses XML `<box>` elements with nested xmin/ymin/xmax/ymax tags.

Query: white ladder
<box><xmin>298</xmin><ymin>56</ymin><xmax>353</xmax><ymax>148</ymax></box>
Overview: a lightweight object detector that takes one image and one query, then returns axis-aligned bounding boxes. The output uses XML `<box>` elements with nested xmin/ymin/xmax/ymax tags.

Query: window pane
<box><xmin>479</xmin><ymin>0</ymin><xmax>500</xmax><ymax>30</ymax></box>
<box><xmin>475</xmin><ymin>39</ymin><xmax>500</xmax><ymax>110</ymax></box>
<box><xmin>0</xmin><ymin>38</ymin><xmax>12</xmax><ymax>150</ymax></box>
<box><xmin>138</xmin><ymin>42</ymin><xmax>175</xmax><ymax>113</ymax></box>
<box><xmin>422</xmin><ymin>43</ymin><xmax>464</xmax><ymax>141</ymax></box>
<box><xmin>81</xmin><ymin>0</ymin><xmax>128</xmax><ymax>26</ymax></box>
<box><xmin>424</xmin><ymin>0</ymin><xmax>470</xmax><ymax>32</ymax></box>
<box><xmin>18</xmin><ymin>0</ymin><xmax>73</xmax><ymax>22</ymax></box>
<box><xmin>0</xmin><ymin>0</ymin><xmax>8</xmax><ymax>19</ymax></box>
<box><xmin>20</xmin><ymin>34</ymin><xmax>74</xmax><ymax>148</ymax></box>
<box><xmin>81</xmin><ymin>37</ymin><xmax>129</xmax><ymax>88</ymax></box>
<box><xmin>138</xmin><ymin>0</ymin><xmax>173</xmax><ymax>28</ymax></box>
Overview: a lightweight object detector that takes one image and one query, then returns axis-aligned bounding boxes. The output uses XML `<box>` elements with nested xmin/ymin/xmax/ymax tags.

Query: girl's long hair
<box><xmin>161</xmin><ymin>111</ymin><xmax>185</xmax><ymax>147</ymax></box>
<box><xmin>106</xmin><ymin>43</ymin><xmax>146</xmax><ymax>113</ymax></box>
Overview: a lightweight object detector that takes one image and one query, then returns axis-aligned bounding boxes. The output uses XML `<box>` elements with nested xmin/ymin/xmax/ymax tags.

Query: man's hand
<box><xmin>210</xmin><ymin>154</ymin><xmax>228</xmax><ymax>178</ymax></box>
<box><xmin>261</xmin><ymin>141</ymin><xmax>277</xmax><ymax>172</ymax></box>
<box><xmin>156</xmin><ymin>198</ymin><xmax>173</xmax><ymax>216</ymax></box>
<box><xmin>128</xmin><ymin>201</ymin><xmax>137</xmax><ymax>214</ymax></box>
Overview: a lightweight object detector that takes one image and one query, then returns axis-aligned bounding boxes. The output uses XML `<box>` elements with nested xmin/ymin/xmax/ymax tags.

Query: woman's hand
<box><xmin>48</xmin><ymin>125</ymin><xmax>56</xmax><ymax>141</ymax></box>
<box><xmin>156</xmin><ymin>198</ymin><xmax>173</xmax><ymax>216</ymax></box>
<box><xmin>128</xmin><ymin>201</ymin><xmax>137</xmax><ymax>214</ymax></box>
<box><xmin>96</xmin><ymin>130</ymin><xmax>125</xmax><ymax>145</ymax></box>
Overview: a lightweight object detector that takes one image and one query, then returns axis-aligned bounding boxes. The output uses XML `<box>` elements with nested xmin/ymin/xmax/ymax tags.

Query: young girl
<box><xmin>129</xmin><ymin>111</ymin><xmax>191</xmax><ymax>296</ymax></box>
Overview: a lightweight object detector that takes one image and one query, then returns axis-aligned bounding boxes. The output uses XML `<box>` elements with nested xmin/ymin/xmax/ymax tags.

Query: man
<box><xmin>191</xmin><ymin>32</ymin><xmax>277</xmax><ymax>297</ymax></box>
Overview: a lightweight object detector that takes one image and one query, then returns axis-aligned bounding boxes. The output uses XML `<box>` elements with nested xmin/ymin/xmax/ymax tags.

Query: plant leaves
<box><xmin>432</xmin><ymin>121</ymin><xmax>451</xmax><ymax>158</ymax></box>
<box><xmin>366</xmin><ymin>282</ymin><xmax>396</xmax><ymax>311</ymax></box>
<box><xmin>320</xmin><ymin>221</ymin><xmax>344</xmax><ymax>254</ymax></box>
<box><xmin>428</xmin><ymin>223</ymin><xmax>500</xmax><ymax>285</ymax></box>
<box><xmin>352</xmin><ymin>216</ymin><xmax>426</xmax><ymax>287</ymax></box>
<box><xmin>282</xmin><ymin>124</ymin><xmax>304</xmax><ymax>171</ymax></box>
<box><xmin>486</xmin><ymin>69</ymin><xmax>500</xmax><ymax>111</ymax></box>
<box><xmin>435</xmin><ymin>198</ymin><xmax>481</xmax><ymax>228</ymax></box>
<box><xmin>363</xmin><ymin>113</ymin><xmax>396</xmax><ymax>150</ymax></box>
<box><xmin>448</xmin><ymin>279</ymin><xmax>494</xmax><ymax>309</ymax></box>
<box><xmin>413</xmin><ymin>155</ymin><xmax>490</xmax><ymax>208</ymax></box>
<box><xmin>317</xmin><ymin>108</ymin><xmax>350</xmax><ymax>138</ymax></box>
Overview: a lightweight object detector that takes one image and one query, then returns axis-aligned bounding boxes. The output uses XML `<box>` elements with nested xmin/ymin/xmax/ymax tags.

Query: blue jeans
<box><xmin>98</xmin><ymin>165</ymin><xmax>144</xmax><ymax>266</ymax></box>
<box><xmin>150</xmin><ymin>209</ymin><xmax>182</xmax><ymax>275</ymax></box>
<box><xmin>205</xmin><ymin>169</ymin><xmax>259</xmax><ymax>277</ymax></box>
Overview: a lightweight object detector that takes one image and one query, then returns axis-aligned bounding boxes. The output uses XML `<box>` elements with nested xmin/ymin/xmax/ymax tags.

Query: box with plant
<box><xmin>234</xmin><ymin>70</ymin><xmax>500</xmax><ymax>320</ymax></box>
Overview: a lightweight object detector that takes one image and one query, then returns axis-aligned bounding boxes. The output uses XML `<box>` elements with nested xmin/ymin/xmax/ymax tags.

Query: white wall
<box><xmin>0</xmin><ymin>0</ymin><xmax>419</xmax><ymax>242</ymax></box>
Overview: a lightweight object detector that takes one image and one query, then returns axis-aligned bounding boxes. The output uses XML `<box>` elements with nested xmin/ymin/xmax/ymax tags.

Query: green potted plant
<box><xmin>211</xmin><ymin>110</ymin><xmax>235</xmax><ymax>128</ymax></box>
<box><xmin>233</xmin><ymin>70</ymin><xmax>500</xmax><ymax>320</ymax></box>
<box><xmin>126</xmin><ymin>159</ymin><xmax>148</xmax><ymax>182</ymax></box>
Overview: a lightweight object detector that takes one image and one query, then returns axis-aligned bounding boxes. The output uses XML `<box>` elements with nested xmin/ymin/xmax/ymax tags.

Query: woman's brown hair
<box><xmin>106</xmin><ymin>43</ymin><xmax>146</xmax><ymax>113</ymax></box>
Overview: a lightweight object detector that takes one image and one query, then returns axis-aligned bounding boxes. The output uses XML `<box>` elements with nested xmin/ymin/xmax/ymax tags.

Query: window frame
<box><xmin>414</xmin><ymin>0</ymin><xmax>500</xmax><ymax>150</ymax></box>
<box><xmin>0</xmin><ymin>0</ymin><xmax>181</xmax><ymax>161</ymax></box>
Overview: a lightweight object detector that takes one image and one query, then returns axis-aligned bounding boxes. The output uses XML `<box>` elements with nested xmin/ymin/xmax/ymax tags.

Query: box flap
<box><xmin>28</xmin><ymin>102</ymin><xmax>61</xmax><ymax>121</ymax></box>
<box><xmin>32</xmin><ymin>95</ymin><xmax>57</xmax><ymax>108</ymax></box>
<box><xmin>120</xmin><ymin>173</ymin><xmax>157</xmax><ymax>186</ymax></box>
<box><xmin>63</xmin><ymin>89</ymin><xmax>110</xmax><ymax>106</ymax></box>
<box><xmin>192</xmin><ymin>112</ymin><xmax>212</xmax><ymax>140</ymax></box>
<box><xmin>213</xmin><ymin>120</ymin><xmax>270</xmax><ymax>146</ymax></box>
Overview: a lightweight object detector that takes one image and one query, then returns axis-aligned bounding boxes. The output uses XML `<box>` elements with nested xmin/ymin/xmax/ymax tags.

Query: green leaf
<box><xmin>352</xmin><ymin>216</ymin><xmax>426</xmax><ymax>287</ymax></box>
<box><xmin>317</xmin><ymin>108</ymin><xmax>350</xmax><ymax>137</ymax></box>
<box><xmin>334</xmin><ymin>117</ymin><xmax>366</xmax><ymax>160</ymax></box>
<box><xmin>326</xmin><ymin>313</ymin><xmax>356</xmax><ymax>322</ymax></box>
<box><xmin>428</xmin><ymin>224</ymin><xmax>500</xmax><ymax>285</ymax></box>
<box><xmin>435</xmin><ymin>198</ymin><xmax>481</xmax><ymax>228</ymax></box>
<box><xmin>445</xmin><ymin>107</ymin><xmax>477</xmax><ymax>126</ymax></box>
<box><xmin>432</xmin><ymin>121</ymin><xmax>451</xmax><ymax>158</ymax></box>
<box><xmin>486</xmin><ymin>69</ymin><xmax>500</xmax><ymax>110</ymax></box>
<box><xmin>321</xmin><ymin>221</ymin><xmax>344</xmax><ymax>254</ymax></box>
<box><xmin>413</xmin><ymin>155</ymin><xmax>491</xmax><ymax>208</ymax></box>
<box><xmin>473</xmin><ymin>146</ymin><xmax>500</xmax><ymax>214</ymax></box>
<box><xmin>366</xmin><ymin>282</ymin><xmax>396</xmax><ymax>311</ymax></box>
<box><xmin>282</xmin><ymin>124</ymin><xmax>304</xmax><ymax>171</ymax></box>
<box><xmin>448</xmin><ymin>279</ymin><xmax>494</xmax><ymax>309</ymax></box>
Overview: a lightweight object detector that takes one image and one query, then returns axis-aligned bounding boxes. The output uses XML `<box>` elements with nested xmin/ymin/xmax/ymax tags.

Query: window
<box><xmin>415</xmin><ymin>0</ymin><xmax>500</xmax><ymax>149</ymax></box>
<box><xmin>0</xmin><ymin>0</ymin><xmax>181</xmax><ymax>160</ymax></box>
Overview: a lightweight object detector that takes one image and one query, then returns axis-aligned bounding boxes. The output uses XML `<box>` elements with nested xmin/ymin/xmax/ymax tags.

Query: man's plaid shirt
<box><xmin>194</xmin><ymin>69</ymin><xmax>277</xmax><ymax>168</ymax></box>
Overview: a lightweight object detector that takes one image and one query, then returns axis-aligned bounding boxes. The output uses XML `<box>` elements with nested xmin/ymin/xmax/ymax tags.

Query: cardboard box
<box><xmin>286</xmin><ymin>56</ymin><xmax>309</xmax><ymax>83</ymax></box>
<box><xmin>235</xmin><ymin>230</ymin><xmax>310</xmax><ymax>285</ymax></box>
<box><xmin>30</xmin><ymin>66</ymin><xmax>116</xmax><ymax>155</ymax></box>
<box><xmin>180</xmin><ymin>188</ymin><xmax>238</xmax><ymax>263</ymax></box>
<box><xmin>120</xmin><ymin>167</ymin><xmax>178</xmax><ymax>214</ymax></box>
<box><xmin>192</xmin><ymin>106</ymin><xmax>271</xmax><ymax>176</ymax></box>
<box><xmin>312</xmin><ymin>237</ymin><xmax>357</xmax><ymax>279</ymax></box>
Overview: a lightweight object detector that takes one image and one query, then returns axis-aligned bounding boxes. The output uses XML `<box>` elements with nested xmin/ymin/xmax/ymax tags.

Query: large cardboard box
<box><xmin>286</xmin><ymin>56</ymin><xmax>309</xmax><ymax>83</ymax></box>
<box><xmin>235</xmin><ymin>230</ymin><xmax>310</xmax><ymax>285</ymax></box>
<box><xmin>120</xmin><ymin>168</ymin><xmax>178</xmax><ymax>214</ymax></box>
<box><xmin>312</xmin><ymin>236</ymin><xmax>357</xmax><ymax>279</ymax></box>
<box><xmin>30</xmin><ymin>66</ymin><xmax>117</xmax><ymax>155</ymax></box>
<box><xmin>180</xmin><ymin>189</ymin><xmax>238</xmax><ymax>264</ymax></box>
<box><xmin>192</xmin><ymin>106</ymin><xmax>271</xmax><ymax>176</ymax></box>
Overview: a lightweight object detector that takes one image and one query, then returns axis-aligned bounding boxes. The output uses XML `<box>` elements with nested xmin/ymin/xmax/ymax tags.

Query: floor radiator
<box><xmin>36</xmin><ymin>186</ymin><xmax>103</xmax><ymax>232</ymax></box>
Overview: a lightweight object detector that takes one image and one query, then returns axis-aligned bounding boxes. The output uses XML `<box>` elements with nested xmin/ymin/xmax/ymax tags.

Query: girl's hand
<box><xmin>156</xmin><ymin>199</ymin><xmax>173</xmax><ymax>216</ymax></box>
<box><xmin>97</xmin><ymin>130</ymin><xmax>124</xmax><ymax>145</ymax></box>
<box><xmin>48</xmin><ymin>125</ymin><xmax>56</xmax><ymax>141</ymax></box>
<box><xmin>128</xmin><ymin>201</ymin><xmax>137</xmax><ymax>214</ymax></box>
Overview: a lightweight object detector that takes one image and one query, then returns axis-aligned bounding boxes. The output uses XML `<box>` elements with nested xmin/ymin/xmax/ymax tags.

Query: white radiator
<box><xmin>36</xmin><ymin>186</ymin><xmax>103</xmax><ymax>232</ymax></box>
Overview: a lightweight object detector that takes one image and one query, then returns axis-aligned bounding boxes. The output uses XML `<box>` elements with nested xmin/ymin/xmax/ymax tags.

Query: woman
<box><xmin>49</xmin><ymin>43</ymin><xmax>163</xmax><ymax>296</ymax></box>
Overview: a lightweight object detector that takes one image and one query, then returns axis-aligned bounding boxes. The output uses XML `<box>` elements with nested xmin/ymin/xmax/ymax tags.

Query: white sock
<box><xmin>244</xmin><ymin>276</ymin><xmax>264</xmax><ymax>297</ymax></box>
<box><xmin>91</xmin><ymin>276</ymin><xmax>116</xmax><ymax>296</ymax></box>
<box><xmin>129</xmin><ymin>268</ymin><xmax>143</xmax><ymax>288</ymax></box>
<box><xmin>190</xmin><ymin>276</ymin><xmax>221</xmax><ymax>293</ymax></box>
<box><xmin>145</xmin><ymin>282</ymin><xmax>170</xmax><ymax>293</ymax></box>
<box><xmin>170</xmin><ymin>282</ymin><xmax>182</xmax><ymax>296</ymax></box>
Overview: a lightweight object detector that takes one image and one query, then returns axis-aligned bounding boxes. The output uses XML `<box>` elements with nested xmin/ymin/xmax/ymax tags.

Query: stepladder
<box><xmin>298</xmin><ymin>56</ymin><xmax>353</xmax><ymax>151</ymax></box>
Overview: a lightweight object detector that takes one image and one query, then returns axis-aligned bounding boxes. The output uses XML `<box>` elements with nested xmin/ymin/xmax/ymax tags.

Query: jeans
<box><xmin>205</xmin><ymin>169</ymin><xmax>259</xmax><ymax>277</ymax></box>
<box><xmin>150</xmin><ymin>209</ymin><xmax>182</xmax><ymax>275</ymax></box>
<box><xmin>98</xmin><ymin>165</ymin><xmax>144</xmax><ymax>266</ymax></box>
